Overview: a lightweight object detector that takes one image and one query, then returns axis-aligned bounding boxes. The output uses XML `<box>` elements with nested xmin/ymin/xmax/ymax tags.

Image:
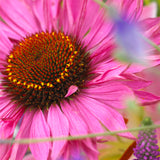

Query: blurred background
<box><xmin>99</xmin><ymin>0</ymin><xmax>160</xmax><ymax>159</ymax></box>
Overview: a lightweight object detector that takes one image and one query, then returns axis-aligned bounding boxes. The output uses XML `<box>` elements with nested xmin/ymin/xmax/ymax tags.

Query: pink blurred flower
<box><xmin>0</xmin><ymin>0</ymin><xmax>160</xmax><ymax>160</ymax></box>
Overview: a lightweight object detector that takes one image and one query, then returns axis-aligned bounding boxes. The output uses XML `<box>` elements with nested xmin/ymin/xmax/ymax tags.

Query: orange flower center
<box><xmin>3</xmin><ymin>31</ymin><xmax>89</xmax><ymax>109</ymax></box>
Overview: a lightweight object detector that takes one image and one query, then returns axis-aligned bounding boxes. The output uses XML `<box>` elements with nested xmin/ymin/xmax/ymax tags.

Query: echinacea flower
<box><xmin>0</xmin><ymin>0</ymin><xmax>160</xmax><ymax>160</ymax></box>
<box><xmin>134</xmin><ymin>117</ymin><xmax>160</xmax><ymax>160</ymax></box>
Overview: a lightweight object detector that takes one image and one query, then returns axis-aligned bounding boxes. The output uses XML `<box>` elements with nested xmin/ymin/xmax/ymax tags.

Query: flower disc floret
<box><xmin>2</xmin><ymin>31</ymin><xmax>89</xmax><ymax>109</ymax></box>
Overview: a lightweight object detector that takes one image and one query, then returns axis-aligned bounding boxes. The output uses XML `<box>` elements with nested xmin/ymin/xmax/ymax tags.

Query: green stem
<box><xmin>1</xmin><ymin>124</ymin><xmax>160</xmax><ymax>144</ymax></box>
<box><xmin>143</xmin><ymin>36</ymin><xmax>160</xmax><ymax>52</ymax></box>
<box><xmin>93</xmin><ymin>0</ymin><xmax>109</xmax><ymax>10</ymax></box>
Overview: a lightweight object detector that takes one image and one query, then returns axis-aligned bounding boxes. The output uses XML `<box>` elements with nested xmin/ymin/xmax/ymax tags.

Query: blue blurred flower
<box><xmin>112</xmin><ymin>15</ymin><xmax>147</xmax><ymax>64</ymax></box>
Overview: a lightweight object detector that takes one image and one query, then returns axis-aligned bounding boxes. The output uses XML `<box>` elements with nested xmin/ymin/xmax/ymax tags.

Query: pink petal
<box><xmin>0</xmin><ymin>0</ymin><xmax>39</xmax><ymax>36</ymax></box>
<box><xmin>122</xmin><ymin>0</ymin><xmax>143</xmax><ymax>21</ymax></box>
<box><xmin>83</xmin><ymin>80</ymin><xmax>134</xmax><ymax>109</ymax></box>
<box><xmin>77</xmin><ymin>0</ymin><xmax>104</xmax><ymax>40</ymax></box>
<box><xmin>141</xmin><ymin>18</ymin><xmax>160</xmax><ymax>45</ymax></box>
<box><xmin>61</xmin><ymin>140</ymin><xmax>98</xmax><ymax>160</ymax></box>
<box><xmin>23</xmin><ymin>154</ymin><xmax>35</xmax><ymax>160</ymax></box>
<box><xmin>71</xmin><ymin>97</ymin><xmax>104</xmax><ymax>135</ymax></box>
<box><xmin>58</xmin><ymin>0</ymin><xmax>73</xmax><ymax>34</ymax></box>
<box><xmin>47</xmin><ymin>105</ymin><xmax>69</xmax><ymax>159</ymax></box>
<box><xmin>0</xmin><ymin>120</ymin><xmax>17</xmax><ymax>139</ymax></box>
<box><xmin>26</xmin><ymin>0</ymin><xmax>53</xmax><ymax>32</ymax></box>
<box><xmin>140</xmin><ymin>2</ymin><xmax>157</xmax><ymax>20</ymax></box>
<box><xmin>107</xmin><ymin>0</ymin><xmax>143</xmax><ymax>21</ymax></box>
<box><xmin>89</xmin><ymin>42</ymin><xmax>115</xmax><ymax>65</ymax></box>
<box><xmin>0</xmin><ymin>31</ymin><xmax>13</xmax><ymax>54</ymax></box>
<box><xmin>61</xmin><ymin>100</ymin><xmax>88</xmax><ymax>135</ymax></box>
<box><xmin>88</xmin><ymin>61</ymin><xmax>127</xmax><ymax>84</ymax></box>
<box><xmin>0</xmin><ymin>143</ymin><xmax>12</xmax><ymax>160</ymax></box>
<box><xmin>122</xmin><ymin>55</ymin><xmax>160</xmax><ymax>74</ymax></box>
<box><xmin>134</xmin><ymin>90</ymin><xmax>160</xmax><ymax>105</ymax></box>
<box><xmin>61</xmin><ymin>0</ymin><xmax>87</xmax><ymax>35</ymax></box>
<box><xmin>120</xmin><ymin>74</ymin><xmax>151</xmax><ymax>89</ymax></box>
<box><xmin>77</xmin><ymin>95</ymin><xmax>134</xmax><ymax>139</ymax></box>
<box><xmin>29</xmin><ymin>110</ymin><xmax>50</xmax><ymax>160</ymax></box>
<box><xmin>65</xmin><ymin>85</ymin><xmax>78</xmax><ymax>98</ymax></box>
<box><xmin>0</xmin><ymin>21</ymin><xmax>22</xmax><ymax>41</ymax></box>
<box><xmin>10</xmin><ymin>110</ymin><xmax>35</xmax><ymax>160</ymax></box>
<box><xmin>78</xmin><ymin>1</ymin><xmax>113</xmax><ymax>50</ymax></box>
<box><xmin>0</xmin><ymin>122</ymin><xmax>14</xmax><ymax>160</ymax></box>
<box><xmin>0</xmin><ymin>102</ymin><xmax>25</xmax><ymax>124</ymax></box>
<box><xmin>0</xmin><ymin>104</ymin><xmax>25</xmax><ymax>139</ymax></box>
<box><xmin>81</xmin><ymin>140</ymin><xmax>98</xmax><ymax>160</ymax></box>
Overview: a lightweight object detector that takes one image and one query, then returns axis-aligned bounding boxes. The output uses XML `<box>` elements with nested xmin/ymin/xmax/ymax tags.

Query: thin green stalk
<box><xmin>143</xmin><ymin>36</ymin><xmax>160</xmax><ymax>52</ymax></box>
<box><xmin>93</xmin><ymin>0</ymin><xmax>109</xmax><ymax>10</ymax></box>
<box><xmin>0</xmin><ymin>124</ymin><xmax>160</xmax><ymax>144</ymax></box>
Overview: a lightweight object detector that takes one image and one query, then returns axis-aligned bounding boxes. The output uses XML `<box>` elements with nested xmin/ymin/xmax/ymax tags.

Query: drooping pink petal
<box><xmin>47</xmin><ymin>105</ymin><xmax>69</xmax><ymax>159</ymax></box>
<box><xmin>88</xmin><ymin>61</ymin><xmax>127</xmax><ymax>84</ymax></box>
<box><xmin>0</xmin><ymin>101</ymin><xmax>25</xmax><ymax>123</ymax></box>
<box><xmin>83</xmin><ymin>80</ymin><xmax>134</xmax><ymax>109</ymax></box>
<box><xmin>0</xmin><ymin>103</ymin><xmax>25</xmax><ymax>142</ymax></box>
<box><xmin>120</xmin><ymin>74</ymin><xmax>151</xmax><ymax>89</ymax></box>
<box><xmin>0</xmin><ymin>103</ymin><xmax>24</xmax><ymax>160</ymax></box>
<box><xmin>134</xmin><ymin>90</ymin><xmax>160</xmax><ymax>105</ymax></box>
<box><xmin>62</xmin><ymin>100</ymin><xmax>88</xmax><ymax>135</ymax></box>
<box><xmin>77</xmin><ymin>95</ymin><xmax>134</xmax><ymax>139</ymax></box>
<box><xmin>29</xmin><ymin>110</ymin><xmax>50</xmax><ymax>160</ymax></box>
<box><xmin>122</xmin><ymin>55</ymin><xmax>160</xmax><ymax>74</ymax></box>
<box><xmin>10</xmin><ymin>110</ymin><xmax>35</xmax><ymax>160</ymax></box>
<box><xmin>65</xmin><ymin>85</ymin><xmax>78</xmax><ymax>98</ymax></box>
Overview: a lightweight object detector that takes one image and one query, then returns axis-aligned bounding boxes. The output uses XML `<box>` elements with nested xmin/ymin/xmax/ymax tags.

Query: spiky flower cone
<box><xmin>134</xmin><ymin>117</ymin><xmax>160</xmax><ymax>160</ymax></box>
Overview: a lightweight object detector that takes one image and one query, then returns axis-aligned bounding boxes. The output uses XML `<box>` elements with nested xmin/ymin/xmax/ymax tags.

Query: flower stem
<box><xmin>0</xmin><ymin>124</ymin><xmax>160</xmax><ymax>144</ymax></box>
<box><xmin>93</xmin><ymin>0</ymin><xmax>109</xmax><ymax>10</ymax></box>
<box><xmin>143</xmin><ymin>36</ymin><xmax>160</xmax><ymax>52</ymax></box>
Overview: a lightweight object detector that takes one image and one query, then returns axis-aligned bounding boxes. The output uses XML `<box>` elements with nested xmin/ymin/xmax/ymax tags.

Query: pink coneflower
<box><xmin>0</xmin><ymin>0</ymin><xmax>160</xmax><ymax>160</ymax></box>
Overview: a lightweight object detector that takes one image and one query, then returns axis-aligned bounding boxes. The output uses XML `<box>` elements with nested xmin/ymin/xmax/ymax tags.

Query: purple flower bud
<box><xmin>134</xmin><ymin>117</ymin><xmax>160</xmax><ymax>160</ymax></box>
